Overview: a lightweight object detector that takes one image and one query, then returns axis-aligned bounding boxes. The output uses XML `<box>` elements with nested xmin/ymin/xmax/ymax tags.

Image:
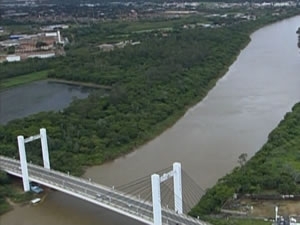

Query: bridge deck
<box><xmin>0</xmin><ymin>156</ymin><xmax>209</xmax><ymax>225</ymax></box>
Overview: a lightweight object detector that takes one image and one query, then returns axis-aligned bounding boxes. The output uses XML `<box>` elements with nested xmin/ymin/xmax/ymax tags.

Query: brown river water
<box><xmin>1</xmin><ymin>16</ymin><xmax>300</xmax><ymax>225</ymax></box>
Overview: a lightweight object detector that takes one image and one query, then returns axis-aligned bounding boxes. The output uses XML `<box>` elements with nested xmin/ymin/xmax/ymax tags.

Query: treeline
<box><xmin>0</xmin><ymin>171</ymin><xmax>12</xmax><ymax>214</ymax></box>
<box><xmin>0</xmin><ymin>10</ymin><xmax>299</xmax><ymax>215</ymax></box>
<box><xmin>0</xmin><ymin>171</ymin><xmax>34</xmax><ymax>215</ymax></box>
<box><xmin>0</xmin><ymin>26</ymin><xmax>251</xmax><ymax>174</ymax></box>
<box><xmin>0</xmin><ymin>58</ymin><xmax>51</xmax><ymax>80</ymax></box>
<box><xmin>190</xmin><ymin>102</ymin><xmax>300</xmax><ymax>216</ymax></box>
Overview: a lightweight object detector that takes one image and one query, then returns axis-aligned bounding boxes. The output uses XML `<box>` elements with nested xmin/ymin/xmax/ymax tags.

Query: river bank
<box><xmin>189</xmin><ymin>24</ymin><xmax>300</xmax><ymax>220</ymax></box>
<box><xmin>0</xmin><ymin>70</ymin><xmax>48</xmax><ymax>91</ymax></box>
<box><xmin>0</xmin><ymin>72</ymin><xmax>112</xmax><ymax>91</ymax></box>
<box><xmin>82</xmin><ymin>14</ymin><xmax>300</xmax><ymax>225</ymax></box>
<box><xmin>47</xmin><ymin>78</ymin><xmax>112</xmax><ymax>90</ymax></box>
<box><xmin>0</xmin><ymin>11</ymin><xmax>300</xmax><ymax>225</ymax></box>
<box><xmin>190</xmin><ymin>102</ymin><xmax>300</xmax><ymax>220</ymax></box>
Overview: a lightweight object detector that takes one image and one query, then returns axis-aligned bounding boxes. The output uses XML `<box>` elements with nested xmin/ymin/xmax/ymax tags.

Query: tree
<box><xmin>0</xmin><ymin>171</ymin><xmax>10</xmax><ymax>185</ymax></box>
<box><xmin>36</xmin><ymin>41</ymin><xmax>48</xmax><ymax>49</ymax></box>
<box><xmin>237</xmin><ymin>153</ymin><xmax>248</xmax><ymax>167</ymax></box>
<box><xmin>7</xmin><ymin>46</ymin><xmax>15</xmax><ymax>54</ymax></box>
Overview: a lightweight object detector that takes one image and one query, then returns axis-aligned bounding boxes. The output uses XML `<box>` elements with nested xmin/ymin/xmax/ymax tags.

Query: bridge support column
<box><xmin>17</xmin><ymin>136</ymin><xmax>30</xmax><ymax>192</ymax></box>
<box><xmin>173</xmin><ymin>162</ymin><xmax>183</xmax><ymax>214</ymax></box>
<box><xmin>151</xmin><ymin>174</ymin><xmax>162</xmax><ymax>225</ymax></box>
<box><xmin>40</xmin><ymin>128</ymin><xmax>50</xmax><ymax>170</ymax></box>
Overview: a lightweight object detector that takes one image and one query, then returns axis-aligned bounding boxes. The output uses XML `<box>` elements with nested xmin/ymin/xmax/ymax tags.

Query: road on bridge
<box><xmin>0</xmin><ymin>156</ymin><xmax>209</xmax><ymax>225</ymax></box>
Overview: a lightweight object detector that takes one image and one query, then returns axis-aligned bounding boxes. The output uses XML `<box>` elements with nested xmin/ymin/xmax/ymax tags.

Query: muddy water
<box><xmin>85</xmin><ymin>16</ymin><xmax>300</xmax><ymax>189</ymax></box>
<box><xmin>1</xmin><ymin>16</ymin><xmax>300</xmax><ymax>225</ymax></box>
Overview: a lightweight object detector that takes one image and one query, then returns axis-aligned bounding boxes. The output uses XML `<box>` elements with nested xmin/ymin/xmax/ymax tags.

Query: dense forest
<box><xmin>0</xmin><ymin>171</ymin><xmax>11</xmax><ymax>214</ymax></box>
<box><xmin>190</xmin><ymin>102</ymin><xmax>300</xmax><ymax>217</ymax></box>
<box><xmin>0</xmin><ymin>9</ymin><xmax>299</xmax><ymax>217</ymax></box>
<box><xmin>0</xmin><ymin>27</ymin><xmax>251</xmax><ymax>173</ymax></box>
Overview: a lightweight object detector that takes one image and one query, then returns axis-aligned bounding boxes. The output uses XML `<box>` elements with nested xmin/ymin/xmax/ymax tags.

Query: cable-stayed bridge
<box><xmin>0</xmin><ymin>128</ymin><xmax>210</xmax><ymax>225</ymax></box>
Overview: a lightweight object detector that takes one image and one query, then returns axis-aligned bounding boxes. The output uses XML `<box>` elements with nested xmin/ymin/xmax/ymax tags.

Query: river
<box><xmin>1</xmin><ymin>16</ymin><xmax>300</xmax><ymax>225</ymax></box>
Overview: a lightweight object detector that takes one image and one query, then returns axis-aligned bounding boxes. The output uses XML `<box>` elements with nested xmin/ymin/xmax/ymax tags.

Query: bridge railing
<box><xmin>0</xmin><ymin>156</ymin><xmax>209</xmax><ymax>225</ymax></box>
<box><xmin>0</xmin><ymin>156</ymin><xmax>154</xmax><ymax>223</ymax></box>
<box><xmin>30</xmin><ymin>172</ymin><xmax>154</xmax><ymax>223</ymax></box>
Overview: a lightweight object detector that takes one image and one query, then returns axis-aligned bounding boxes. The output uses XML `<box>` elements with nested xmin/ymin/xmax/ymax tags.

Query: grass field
<box><xmin>0</xmin><ymin>70</ymin><xmax>49</xmax><ymax>90</ymax></box>
<box><xmin>208</xmin><ymin>217</ymin><xmax>271</xmax><ymax>225</ymax></box>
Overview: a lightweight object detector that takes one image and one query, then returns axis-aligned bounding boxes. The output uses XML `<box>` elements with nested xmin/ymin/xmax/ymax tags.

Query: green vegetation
<box><xmin>0</xmin><ymin>8</ymin><xmax>299</xmax><ymax>217</ymax></box>
<box><xmin>0</xmin><ymin>26</ymin><xmax>252</xmax><ymax>173</ymax></box>
<box><xmin>0</xmin><ymin>70</ymin><xmax>49</xmax><ymax>90</ymax></box>
<box><xmin>0</xmin><ymin>58</ymin><xmax>51</xmax><ymax>80</ymax></box>
<box><xmin>190</xmin><ymin>102</ymin><xmax>300</xmax><ymax>217</ymax></box>
<box><xmin>0</xmin><ymin>171</ymin><xmax>11</xmax><ymax>214</ymax></box>
<box><xmin>0</xmin><ymin>171</ymin><xmax>32</xmax><ymax>215</ymax></box>
<box><xmin>7</xmin><ymin>46</ymin><xmax>15</xmax><ymax>54</ymax></box>
<box><xmin>204</xmin><ymin>217</ymin><xmax>270</xmax><ymax>225</ymax></box>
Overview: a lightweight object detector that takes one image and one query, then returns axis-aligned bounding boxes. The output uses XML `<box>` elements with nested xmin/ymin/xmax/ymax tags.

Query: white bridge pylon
<box><xmin>151</xmin><ymin>162</ymin><xmax>182</xmax><ymax>225</ymax></box>
<box><xmin>17</xmin><ymin>128</ymin><xmax>50</xmax><ymax>192</ymax></box>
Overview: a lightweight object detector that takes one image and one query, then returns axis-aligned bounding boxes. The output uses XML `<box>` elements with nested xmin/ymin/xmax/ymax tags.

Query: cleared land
<box><xmin>0</xmin><ymin>70</ymin><xmax>48</xmax><ymax>90</ymax></box>
<box><xmin>243</xmin><ymin>199</ymin><xmax>300</xmax><ymax>218</ymax></box>
<box><xmin>207</xmin><ymin>217</ymin><xmax>270</xmax><ymax>225</ymax></box>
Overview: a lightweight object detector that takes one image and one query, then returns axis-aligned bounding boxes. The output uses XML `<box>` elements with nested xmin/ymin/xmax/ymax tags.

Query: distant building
<box><xmin>45</xmin><ymin>32</ymin><xmax>57</xmax><ymax>37</ymax></box>
<box><xmin>289</xmin><ymin>216</ymin><xmax>300</xmax><ymax>225</ymax></box>
<box><xmin>40</xmin><ymin>24</ymin><xmax>69</xmax><ymax>32</ymax></box>
<box><xmin>131</xmin><ymin>41</ymin><xmax>141</xmax><ymax>46</ymax></box>
<box><xmin>28</xmin><ymin>53</ymin><xmax>55</xmax><ymax>59</ymax></box>
<box><xmin>98</xmin><ymin>44</ymin><xmax>114</xmax><ymax>52</ymax></box>
<box><xmin>9</xmin><ymin>35</ymin><xmax>26</xmax><ymax>40</ymax></box>
<box><xmin>98</xmin><ymin>40</ymin><xmax>140</xmax><ymax>52</ymax></box>
<box><xmin>6</xmin><ymin>55</ymin><xmax>21</xmax><ymax>62</ymax></box>
<box><xmin>0</xmin><ymin>40</ymin><xmax>20</xmax><ymax>47</ymax></box>
<box><xmin>274</xmin><ymin>206</ymin><xmax>300</xmax><ymax>225</ymax></box>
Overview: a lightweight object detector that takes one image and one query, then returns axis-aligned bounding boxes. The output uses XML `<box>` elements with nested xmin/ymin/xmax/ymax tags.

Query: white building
<box><xmin>6</xmin><ymin>55</ymin><xmax>21</xmax><ymax>62</ymax></box>
<box><xmin>28</xmin><ymin>53</ymin><xmax>55</xmax><ymax>59</ymax></box>
<box><xmin>45</xmin><ymin>32</ymin><xmax>57</xmax><ymax>37</ymax></box>
<box><xmin>290</xmin><ymin>216</ymin><xmax>300</xmax><ymax>225</ymax></box>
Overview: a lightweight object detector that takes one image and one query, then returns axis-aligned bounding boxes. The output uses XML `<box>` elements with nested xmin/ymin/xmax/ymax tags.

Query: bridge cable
<box><xmin>115</xmin><ymin>166</ymin><xmax>172</xmax><ymax>192</ymax></box>
<box><xmin>133</xmin><ymin>185</ymin><xmax>153</xmax><ymax>217</ymax></box>
<box><xmin>182</xmin><ymin>169</ymin><xmax>206</xmax><ymax>193</ymax></box>
<box><xmin>181</xmin><ymin>169</ymin><xmax>205</xmax><ymax>212</ymax></box>
<box><xmin>160</xmin><ymin>179</ymin><xmax>189</xmax><ymax>223</ymax></box>
<box><xmin>160</xmin><ymin>179</ymin><xmax>173</xmax><ymax>209</ymax></box>
<box><xmin>117</xmin><ymin>178</ymin><xmax>151</xmax><ymax>195</ymax></box>
<box><xmin>182</xmin><ymin>170</ymin><xmax>205</xmax><ymax>198</ymax></box>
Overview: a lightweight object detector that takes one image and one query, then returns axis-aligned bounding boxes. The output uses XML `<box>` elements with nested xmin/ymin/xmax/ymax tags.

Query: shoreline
<box><xmin>47</xmin><ymin>78</ymin><xmax>112</xmax><ymax>90</ymax></box>
<box><xmin>0</xmin><ymin>70</ymin><xmax>48</xmax><ymax>91</ymax></box>
<box><xmin>0</xmin><ymin>75</ymin><xmax>112</xmax><ymax>92</ymax></box>
<box><xmin>1</xmin><ymin>13</ymin><xmax>300</xmax><ymax>221</ymax></box>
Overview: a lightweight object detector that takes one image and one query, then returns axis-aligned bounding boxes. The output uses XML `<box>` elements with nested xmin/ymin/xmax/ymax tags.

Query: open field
<box><xmin>208</xmin><ymin>217</ymin><xmax>270</xmax><ymax>225</ymax></box>
<box><xmin>0</xmin><ymin>70</ymin><xmax>49</xmax><ymax>90</ymax></box>
<box><xmin>241</xmin><ymin>199</ymin><xmax>300</xmax><ymax>218</ymax></box>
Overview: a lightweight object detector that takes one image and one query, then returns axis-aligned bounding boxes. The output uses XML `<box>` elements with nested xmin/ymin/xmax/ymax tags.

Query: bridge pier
<box><xmin>173</xmin><ymin>162</ymin><xmax>183</xmax><ymax>214</ymax></box>
<box><xmin>17</xmin><ymin>128</ymin><xmax>50</xmax><ymax>192</ymax></box>
<box><xmin>40</xmin><ymin>128</ymin><xmax>50</xmax><ymax>170</ymax></box>
<box><xmin>17</xmin><ymin>136</ymin><xmax>30</xmax><ymax>192</ymax></box>
<box><xmin>151</xmin><ymin>174</ymin><xmax>162</xmax><ymax>225</ymax></box>
<box><xmin>151</xmin><ymin>162</ymin><xmax>183</xmax><ymax>225</ymax></box>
